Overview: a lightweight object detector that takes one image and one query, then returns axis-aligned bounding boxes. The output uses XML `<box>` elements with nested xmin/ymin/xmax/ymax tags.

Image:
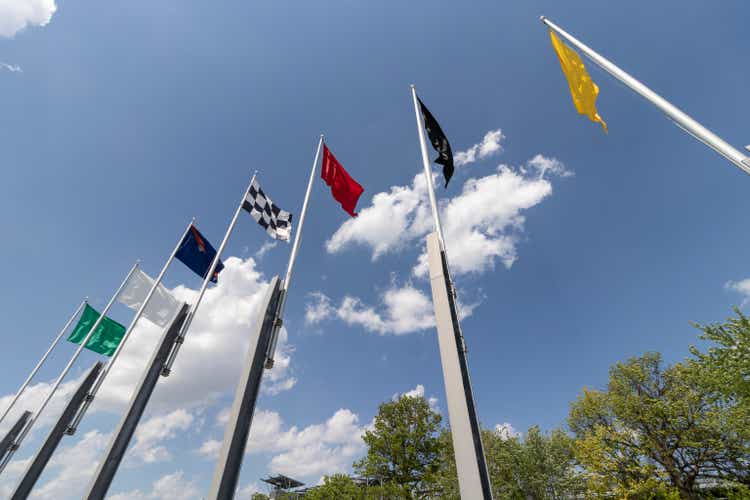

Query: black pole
<box><xmin>11</xmin><ymin>361</ymin><xmax>103</xmax><ymax>499</ymax></box>
<box><xmin>0</xmin><ymin>411</ymin><xmax>31</xmax><ymax>465</ymax></box>
<box><xmin>207</xmin><ymin>276</ymin><xmax>282</xmax><ymax>500</ymax></box>
<box><xmin>84</xmin><ymin>303</ymin><xmax>189</xmax><ymax>500</ymax></box>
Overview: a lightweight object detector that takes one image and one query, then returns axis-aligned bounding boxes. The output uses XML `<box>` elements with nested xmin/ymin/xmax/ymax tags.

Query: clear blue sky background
<box><xmin>1</xmin><ymin>0</ymin><xmax>749</xmax><ymax>497</ymax></box>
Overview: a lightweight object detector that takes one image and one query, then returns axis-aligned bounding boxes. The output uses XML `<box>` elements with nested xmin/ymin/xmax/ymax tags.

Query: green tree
<box><xmin>691</xmin><ymin>308</ymin><xmax>750</xmax><ymax>404</ymax></box>
<box><xmin>430</xmin><ymin>426</ymin><xmax>584</xmax><ymax>499</ymax></box>
<box><xmin>250</xmin><ymin>494</ymin><xmax>270</xmax><ymax>500</ymax></box>
<box><xmin>354</xmin><ymin>393</ymin><xmax>442</xmax><ymax>498</ymax></box>
<box><xmin>303</xmin><ymin>474</ymin><xmax>362</xmax><ymax>499</ymax></box>
<box><xmin>569</xmin><ymin>352</ymin><xmax>749</xmax><ymax>499</ymax></box>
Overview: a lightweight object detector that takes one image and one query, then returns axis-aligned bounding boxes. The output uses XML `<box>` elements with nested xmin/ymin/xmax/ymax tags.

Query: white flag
<box><xmin>118</xmin><ymin>268</ymin><xmax>181</xmax><ymax>328</ymax></box>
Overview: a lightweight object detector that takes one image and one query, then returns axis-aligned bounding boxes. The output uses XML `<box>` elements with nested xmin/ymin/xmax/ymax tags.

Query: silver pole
<box><xmin>0</xmin><ymin>262</ymin><xmax>139</xmax><ymax>474</ymax></box>
<box><xmin>540</xmin><ymin>16</ymin><xmax>750</xmax><ymax>176</ymax></box>
<box><xmin>410</xmin><ymin>84</ymin><xmax>447</xmax><ymax>248</ymax></box>
<box><xmin>67</xmin><ymin>219</ymin><xmax>196</xmax><ymax>433</ymax></box>
<box><xmin>0</xmin><ymin>299</ymin><xmax>87</xmax><ymax>427</ymax></box>
<box><xmin>265</xmin><ymin>135</ymin><xmax>323</xmax><ymax>368</ymax></box>
<box><xmin>162</xmin><ymin>173</ymin><xmax>258</xmax><ymax>376</ymax></box>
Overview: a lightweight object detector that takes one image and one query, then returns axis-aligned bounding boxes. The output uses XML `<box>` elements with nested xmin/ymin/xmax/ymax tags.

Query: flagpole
<box><xmin>540</xmin><ymin>16</ymin><xmax>750</xmax><ymax>176</ymax></box>
<box><xmin>66</xmin><ymin>218</ymin><xmax>196</xmax><ymax>434</ymax></box>
<box><xmin>409</xmin><ymin>85</ymin><xmax>493</xmax><ymax>499</ymax></box>
<box><xmin>411</xmin><ymin>84</ymin><xmax>447</xmax><ymax>248</ymax></box>
<box><xmin>0</xmin><ymin>262</ymin><xmax>140</xmax><ymax>475</ymax></box>
<box><xmin>162</xmin><ymin>173</ymin><xmax>258</xmax><ymax>376</ymax></box>
<box><xmin>0</xmin><ymin>299</ymin><xmax>87</xmax><ymax>428</ymax></box>
<box><xmin>265</xmin><ymin>135</ymin><xmax>323</xmax><ymax>368</ymax></box>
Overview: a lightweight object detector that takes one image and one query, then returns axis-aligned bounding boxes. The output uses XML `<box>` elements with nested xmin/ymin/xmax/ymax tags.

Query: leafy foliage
<box><xmin>569</xmin><ymin>352</ymin><xmax>750</xmax><ymax>498</ymax></box>
<box><xmin>354</xmin><ymin>393</ymin><xmax>443</xmax><ymax>498</ymax></box>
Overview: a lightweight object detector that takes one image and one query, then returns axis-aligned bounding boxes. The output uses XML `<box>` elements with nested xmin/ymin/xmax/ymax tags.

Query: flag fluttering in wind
<box><xmin>118</xmin><ymin>268</ymin><xmax>182</xmax><ymax>328</ymax></box>
<box><xmin>321</xmin><ymin>144</ymin><xmax>364</xmax><ymax>217</ymax></box>
<box><xmin>549</xmin><ymin>30</ymin><xmax>607</xmax><ymax>133</ymax></box>
<box><xmin>243</xmin><ymin>179</ymin><xmax>293</xmax><ymax>241</ymax></box>
<box><xmin>67</xmin><ymin>304</ymin><xmax>127</xmax><ymax>356</ymax></box>
<box><xmin>417</xmin><ymin>97</ymin><xmax>454</xmax><ymax>187</ymax></box>
<box><xmin>176</xmin><ymin>225</ymin><xmax>225</xmax><ymax>283</ymax></box>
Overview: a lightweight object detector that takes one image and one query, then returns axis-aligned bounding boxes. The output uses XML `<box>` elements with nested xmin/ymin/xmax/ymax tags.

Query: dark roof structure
<box><xmin>261</xmin><ymin>474</ymin><xmax>304</xmax><ymax>490</ymax></box>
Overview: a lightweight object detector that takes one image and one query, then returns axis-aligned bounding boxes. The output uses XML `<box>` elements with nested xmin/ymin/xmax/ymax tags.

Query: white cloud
<box><xmin>455</xmin><ymin>129</ymin><xmax>505</xmax><ymax>167</ymax></box>
<box><xmin>0</xmin><ymin>430</ymin><xmax>111</xmax><ymax>500</ymax></box>
<box><xmin>109</xmin><ymin>470</ymin><xmax>200</xmax><ymax>500</ymax></box>
<box><xmin>317</xmin><ymin>282</ymin><xmax>477</xmax><ymax>336</ymax></box>
<box><xmin>83</xmin><ymin>257</ymin><xmax>296</xmax><ymax>418</ymax></box>
<box><xmin>1</xmin><ymin>62</ymin><xmax>22</xmax><ymax>72</ymax></box>
<box><xmin>495</xmin><ymin>422</ymin><xmax>519</xmax><ymax>440</ymax></box>
<box><xmin>326</xmin><ymin>132</ymin><xmax>570</xmax><ymax>279</ymax></box>
<box><xmin>0</xmin><ymin>0</ymin><xmax>57</xmax><ymax>38</ymax></box>
<box><xmin>336</xmin><ymin>284</ymin><xmax>435</xmax><ymax>335</ymax></box>
<box><xmin>726</xmin><ymin>278</ymin><xmax>750</xmax><ymax>306</ymax></box>
<box><xmin>305</xmin><ymin>292</ymin><xmax>334</xmax><ymax>325</ymax></box>
<box><xmin>525</xmin><ymin>154</ymin><xmax>572</xmax><ymax>179</ymax></box>
<box><xmin>199</xmin><ymin>407</ymin><xmax>367</xmax><ymax>480</ymax></box>
<box><xmin>393</xmin><ymin>384</ymin><xmax>439</xmax><ymax>412</ymax></box>
<box><xmin>255</xmin><ymin>241</ymin><xmax>277</xmax><ymax>259</ymax></box>
<box><xmin>127</xmin><ymin>409</ymin><xmax>194</xmax><ymax>465</ymax></box>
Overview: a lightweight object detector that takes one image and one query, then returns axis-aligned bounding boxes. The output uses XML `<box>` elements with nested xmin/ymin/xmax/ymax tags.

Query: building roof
<box><xmin>261</xmin><ymin>474</ymin><xmax>304</xmax><ymax>490</ymax></box>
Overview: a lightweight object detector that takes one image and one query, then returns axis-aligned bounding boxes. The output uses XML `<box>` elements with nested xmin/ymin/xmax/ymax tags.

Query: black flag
<box><xmin>418</xmin><ymin>97</ymin><xmax>454</xmax><ymax>187</ymax></box>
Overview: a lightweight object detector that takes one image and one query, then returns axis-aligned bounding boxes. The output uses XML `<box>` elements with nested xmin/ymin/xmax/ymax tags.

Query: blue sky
<box><xmin>1</xmin><ymin>0</ymin><xmax>749</xmax><ymax>497</ymax></box>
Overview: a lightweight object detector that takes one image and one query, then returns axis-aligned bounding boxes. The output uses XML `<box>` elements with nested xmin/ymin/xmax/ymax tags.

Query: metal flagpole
<box><xmin>540</xmin><ymin>16</ymin><xmax>750</xmax><ymax>176</ymax></box>
<box><xmin>410</xmin><ymin>84</ymin><xmax>493</xmax><ymax>500</ymax></box>
<box><xmin>0</xmin><ymin>262</ymin><xmax>139</xmax><ymax>475</ymax></box>
<box><xmin>162</xmin><ymin>173</ymin><xmax>258</xmax><ymax>376</ymax></box>
<box><xmin>0</xmin><ymin>412</ymin><xmax>31</xmax><ymax>465</ymax></box>
<box><xmin>83</xmin><ymin>304</ymin><xmax>189</xmax><ymax>500</ymax></box>
<box><xmin>265</xmin><ymin>135</ymin><xmax>323</xmax><ymax>368</ymax></box>
<box><xmin>66</xmin><ymin>218</ymin><xmax>196</xmax><ymax>434</ymax></box>
<box><xmin>207</xmin><ymin>276</ymin><xmax>282</xmax><ymax>500</ymax></box>
<box><xmin>410</xmin><ymin>86</ymin><xmax>446</xmax><ymax>248</ymax></box>
<box><xmin>10</xmin><ymin>361</ymin><xmax>103</xmax><ymax>500</ymax></box>
<box><xmin>0</xmin><ymin>299</ymin><xmax>87</xmax><ymax>428</ymax></box>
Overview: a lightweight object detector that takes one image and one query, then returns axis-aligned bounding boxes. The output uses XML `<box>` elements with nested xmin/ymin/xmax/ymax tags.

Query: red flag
<box><xmin>321</xmin><ymin>144</ymin><xmax>364</xmax><ymax>217</ymax></box>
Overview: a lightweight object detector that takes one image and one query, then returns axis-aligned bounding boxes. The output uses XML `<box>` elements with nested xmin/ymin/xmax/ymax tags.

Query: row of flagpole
<box><xmin>0</xmin><ymin>13</ymin><xmax>748</xmax><ymax>498</ymax></box>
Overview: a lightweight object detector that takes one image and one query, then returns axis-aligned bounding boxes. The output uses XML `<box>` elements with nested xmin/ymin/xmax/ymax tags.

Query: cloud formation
<box><xmin>0</xmin><ymin>62</ymin><xmax>22</xmax><ymax>72</ymax></box>
<box><xmin>326</xmin><ymin>131</ymin><xmax>569</xmax><ymax>278</ymax></box>
<box><xmin>0</xmin><ymin>0</ymin><xmax>57</xmax><ymax>38</ymax></box>
<box><xmin>726</xmin><ymin>278</ymin><xmax>750</xmax><ymax>306</ymax></box>
<box><xmin>455</xmin><ymin>129</ymin><xmax>505</xmax><ymax>167</ymax></box>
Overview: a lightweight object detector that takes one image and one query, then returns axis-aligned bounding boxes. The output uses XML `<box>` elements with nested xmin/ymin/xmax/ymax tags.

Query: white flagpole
<box><xmin>66</xmin><ymin>218</ymin><xmax>196</xmax><ymax>433</ymax></box>
<box><xmin>0</xmin><ymin>299</ymin><xmax>87</xmax><ymax>428</ymax></box>
<box><xmin>410</xmin><ymin>85</ymin><xmax>447</xmax><ymax>248</ymax></box>
<box><xmin>409</xmin><ymin>85</ymin><xmax>494</xmax><ymax>499</ymax></box>
<box><xmin>265</xmin><ymin>135</ymin><xmax>323</xmax><ymax>368</ymax></box>
<box><xmin>162</xmin><ymin>173</ymin><xmax>258</xmax><ymax>376</ymax></box>
<box><xmin>0</xmin><ymin>262</ymin><xmax>140</xmax><ymax>474</ymax></box>
<box><xmin>540</xmin><ymin>16</ymin><xmax>750</xmax><ymax>176</ymax></box>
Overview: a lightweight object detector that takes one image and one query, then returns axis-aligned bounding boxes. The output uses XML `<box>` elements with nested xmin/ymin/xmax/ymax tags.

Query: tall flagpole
<box><xmin>0</xmin><ymin>299</ymin><xmax>87</xmax><ymax>428</ymax></box>
<box><xmin>162</xmin><ymin>173</ymin><xmax>258</xmax><ymax>376</ymax></box>
<box><xmin>410</xmin><ymin>84</ymin><xmax>493</xmax><ymax>500</ymax></box>
<box><xmin>0</xmin><ymin>262</ymin><xmax>140</xmax><ymax>474</ymax></box>
<box><xmin>66</xmin><ymin>218</ymin><xmax>196</xmax><ymax>434</ymax></box>
<box><xmin>540</xmin><ymin>16</ymin><xmax>750</xmax><ymax>176</ymax></box>
<box><xmin>265</xmin><ymin>134</ymin><xmax>323</xmax><ymax>368</ymax></box>
<box><xmin>410</xmin><ymin>86</ymin><xmax>446</xmax><ymax>248</ymax></box>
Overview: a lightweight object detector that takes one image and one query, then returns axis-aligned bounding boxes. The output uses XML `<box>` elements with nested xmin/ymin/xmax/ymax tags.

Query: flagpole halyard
<box><xmin>0</xmin><ymin>262</ymin><xmax>140</xmax><ymax>475</ymax></box>
<box><xmin>66</xmin><ymin>218</ymin><xmax>197</xmax><ymax>434</ymax></box>
<box><xmin>162</xmin><ymin>176</ymin><xmax>257</xmax><ymax>376</ymax></box>
<box><xmin>265</xmin><ymin>134</ymin><xmax>324</xmax><ymax>368</ymax></box>
<box><xmin>410</xmin><ymin>85</ymin><xmax>447</xmax><ymax>248</ymax></box>
<box><xmin>0</xmin><ymin>299</ymin><xmax>87</xmax><ymax>428</ymax></box>
<box><xmin>540</xmin><ymin>16</ymin><xmax>750</xmax><ymax>175</ymax></box>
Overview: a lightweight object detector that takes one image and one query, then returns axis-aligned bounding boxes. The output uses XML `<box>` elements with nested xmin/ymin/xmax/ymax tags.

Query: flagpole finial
<box><xmin>410</xmin><ymin>83</ymin><xmax>416</xmax><ymax>89</ymax></box>
<box><xmin>539</xmin><ymin>15</ymin><xmax>547</xmax><ymax>23</ymax></box>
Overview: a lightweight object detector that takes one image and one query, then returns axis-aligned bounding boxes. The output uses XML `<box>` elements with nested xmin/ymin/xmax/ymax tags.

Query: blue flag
<box><xmin>176</xmin><ymin>225</ymin><xmax>225</xmax><ymax>283</ymax></box>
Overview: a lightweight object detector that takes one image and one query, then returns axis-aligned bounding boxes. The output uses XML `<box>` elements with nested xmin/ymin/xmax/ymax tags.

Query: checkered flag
<box><xmin>242</xmin><ymin>179</ymin><xmax>293</xmax><ymax>242</ymax></box>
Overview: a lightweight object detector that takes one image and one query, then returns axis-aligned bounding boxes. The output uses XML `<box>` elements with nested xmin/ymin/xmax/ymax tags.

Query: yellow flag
<box><xmin>549</xmin><ymin>30</ymin><xmax>607</xmax><ymax>133</ymax></box>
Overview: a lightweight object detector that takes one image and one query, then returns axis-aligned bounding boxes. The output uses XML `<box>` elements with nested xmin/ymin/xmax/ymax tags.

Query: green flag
<box><xmin>67</xmin><ymin>304</ymin><xmax>127</xmax><ymax>356</ymax></box>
